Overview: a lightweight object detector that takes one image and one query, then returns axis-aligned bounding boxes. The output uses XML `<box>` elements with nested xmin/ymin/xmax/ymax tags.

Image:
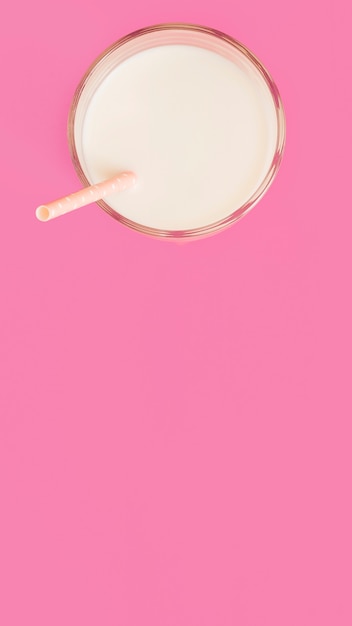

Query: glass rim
<box><xmin>67</xmin><ymin>23</ymin><xmax>286</xmax><ymax>239</ymax></box>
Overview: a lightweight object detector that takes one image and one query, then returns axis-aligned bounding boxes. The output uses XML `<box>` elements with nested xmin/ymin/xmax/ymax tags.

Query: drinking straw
<box><xmin>35</xmin><ymin>171</ymin><xmax>136</xmax><ymax>221</ymax></box>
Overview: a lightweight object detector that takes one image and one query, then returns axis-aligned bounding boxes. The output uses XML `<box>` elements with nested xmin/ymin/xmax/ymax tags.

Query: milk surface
<box><xmin>81</xmin><ymin>45</ymin><xmax>278</xmax><ymax>231</ymax></box>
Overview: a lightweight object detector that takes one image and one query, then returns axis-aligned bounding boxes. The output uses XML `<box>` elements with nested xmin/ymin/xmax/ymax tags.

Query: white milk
<box><xmin>80</xmin><ymin>45</ymin><xmax>278</xmax><ymax>231</ymax></box>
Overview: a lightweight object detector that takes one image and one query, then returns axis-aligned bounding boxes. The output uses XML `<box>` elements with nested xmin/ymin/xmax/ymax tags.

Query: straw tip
<box><xmin>36</xmin><ymin>206</ymin><xmax>50</xmax><ymax>221</ymax></box>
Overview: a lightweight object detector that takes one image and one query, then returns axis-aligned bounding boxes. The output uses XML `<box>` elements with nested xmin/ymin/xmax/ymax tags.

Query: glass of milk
<box><xmin>68</xmin><ymin>24</ymin><xmax>285</xmax><ymax>239</ymax></box>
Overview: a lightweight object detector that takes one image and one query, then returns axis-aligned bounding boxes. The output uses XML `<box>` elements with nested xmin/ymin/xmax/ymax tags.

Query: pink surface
<box><xmin>1</xmin><ymin>1</ymin><xmax>351</xmax><ymax>625</ymax></box>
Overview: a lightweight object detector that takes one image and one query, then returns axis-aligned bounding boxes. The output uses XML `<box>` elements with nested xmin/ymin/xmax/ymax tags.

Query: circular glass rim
<box><xmin>68</xmin><ymin>23</ymin><xmax>286</xmax><ymax>239</ymax></box>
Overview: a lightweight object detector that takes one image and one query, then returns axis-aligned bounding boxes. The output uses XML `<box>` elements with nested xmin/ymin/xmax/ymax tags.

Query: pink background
<box><xmin>1</xmin><ymin>0</ymin><xmax>351</xmax><ymax>624</ymax></box>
